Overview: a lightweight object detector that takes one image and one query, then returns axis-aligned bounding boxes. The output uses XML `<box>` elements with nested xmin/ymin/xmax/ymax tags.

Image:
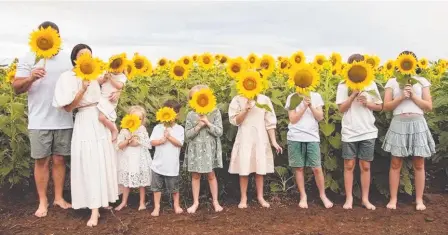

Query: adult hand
<box><xmin>31</xmin><ymin>68</ymin><xmax>46</xmax><ymax>80</ymax></box>
<box><xmin>272</xmin><ymin>142</ymin><xmax>283</xmax><ymax>155</ymax></box>
<box><xmin>109</xmin><ymin>91</ymin><xmax>121</xmax><ymax>102</ymax></box>
<box><xmin>82</xmin><ymin>80</ymin><xmax>90</xmax><ymax>92</ymax></box>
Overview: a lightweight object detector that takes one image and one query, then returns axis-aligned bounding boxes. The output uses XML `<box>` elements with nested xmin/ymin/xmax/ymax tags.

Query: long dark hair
<box><xmin>70</xmin><ymin>44</ymin><xmax>92</xmax><ymax>66</ymax></box>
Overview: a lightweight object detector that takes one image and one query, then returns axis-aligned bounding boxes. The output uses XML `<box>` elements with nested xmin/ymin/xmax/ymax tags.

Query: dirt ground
<box><xmin>0</xmin><ymin>190</ymin><xmax>447</xmax><ymax>235</ymax></box>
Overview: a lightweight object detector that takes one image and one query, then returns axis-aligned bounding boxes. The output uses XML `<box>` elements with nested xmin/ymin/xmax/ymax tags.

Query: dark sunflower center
<box><xmin>183</xmin><ymin>58</ymin><xmax>190</xmax><ymax>65</ymax></box>
<box><xmin>317</xmin><ymin>58</ymin><xmax>324</xmax><ymax>65</ymax></box>
<box><xmin>281</xmin><ymin>61</ymin><xmax>288</xmax><ymax>69</ymax></box>
<box><xmin>401</xmin><ymin>59</ymin><xmax>414</xmax><ymax>71</ymax></box>
<box><xmin>332</xmin><ymin>69</ymin><xmax>337</xmax><ymax>75</ymax></box>
<box><xmin>80</xmin><ymin>62</ymin><xmax>94</xmax><ymax>74</ymax></box>
<box><xmin>386</xmin><ymin>63</ymin><xmax>393</xmax><ymax>70</ymax></box>
<box><xmin>162</xmin><ymin>113</ymin><xmax>171</xmax><ymax>120</ymax></box>
<box><xmin>348</xmin><ymin>65</ymin><xmax>367</xmax><ymax>83</ymax></box>
<box><xmin>220</xmin><ymin>57</ymin><xmax>227</xmax><ymax>63</ymax></box>
<box><xmin>127</xmin><ymin>64</ymin><xmax>132</xmax><ymax>74</ymax></box>
<box><xmin>37</xmin><ymin>36</ymin><xmax>53</xmax><ymax>50</ymax></box>
<box><xmin>110</xmin><ymin>58</ymin><xmax>122</xmax><ymax>69</ymax></box>
<box><xmin>134</xmin><ymin>59</ymin><xmax>144</xmax><ymax>69</ymax></box>
<box><xmin>249</xmin><ymin>57</ymin><xmax>255</xmax><ymax>63</ymax></box>
<box><xmin>331</xmin><ymin>57</ymin><xmax>338</xmax><ymax>65</ymax></box>
<box><xmin>294</xmin><ymin>70</ymin><xmax>313</xmax><ymax>88</ymax></box>
<box><xmin>197</xmin><ymin>94</ymin><xmax>209</xmax><ymax>107</ymax></box>
<box><xmin>174</xmin><ymin>65</ymin><xmax>185</xmax><ymax>76</ymax></box>
<box><xmin>231</xmin><ymin>63</ymin><xmax>241</xmax><ymax>73</ymax></box>
<box><xmin>127</xmin><ymin>120</ymin><xmax>135</xmax><ymax>127</ymax></box>
<box><xmin>260</xmin><ymin>60</ymin><xmax>270</xmax><ymax>69</ymax></box>
<box><xmin>421</xmin><ymin>61</ymin><xmax>426</xmax><ymax>65</ymax></box>
<box><xmin>159</xmin><ymin>60</ymin><xmax>166</xmax><ymax>66</ymax></box>
<box><xmin>243</xmin><ymin>77</ymin><xmax>257</xmax><ymax>91</ymax></box>
<box><xmin>203</xmin><ymin>57</ymin><xmax>211</xmax><ymax>64</ymax></box>
<box><xmin>295</xmin><ymin>56</ymin><xmax>302</xmax><ymax>64</ymax></box>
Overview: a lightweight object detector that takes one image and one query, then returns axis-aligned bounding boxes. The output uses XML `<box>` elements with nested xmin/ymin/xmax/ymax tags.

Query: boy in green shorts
<box><xmin>285</xmin><ymin>92</ymin><xmax>333</xmax><ymax>209</ymax></box>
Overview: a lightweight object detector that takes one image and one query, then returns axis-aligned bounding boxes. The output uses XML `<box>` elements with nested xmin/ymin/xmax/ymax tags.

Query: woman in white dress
<box><xmin>53</xmin><ymin>44</ymin><xmax>119</xmax><ymax>227</ymax></box>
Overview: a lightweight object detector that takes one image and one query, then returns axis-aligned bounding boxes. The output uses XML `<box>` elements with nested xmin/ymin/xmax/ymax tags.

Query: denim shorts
<box><xmin>151</xmin><ymin>170</ymin><xmax>180</xmax><ymax>193</ymax></box>
<box><xmin>342</xmin><ymin>139</ymin><xmax>375</xmax><ymax>161</ymax></box>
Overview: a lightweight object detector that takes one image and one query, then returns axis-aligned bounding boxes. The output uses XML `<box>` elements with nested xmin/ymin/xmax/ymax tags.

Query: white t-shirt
<box><xmin>101</xmin><ymin>73</ymin><xmax>127</xmax><ymax>100</ymax></box>
<box><xmin>385</xmin><ymin>76</ymin><xmax>431</xmax><ymax>116</ymax></box>
<box><xmin>336</xmin><ymin>82</ymin><xmax>383</xmax><ymax>142</ymax></box>
<box><xmin>149</xmin><ymin>123</ymin><xmax>185</xmax><ymax>176</ymax></box>
<box><xmin>15</xmin><ymin>52</ymin><xmax>74</xmax><ymax>130</ymax></box>
<box><xmin>284</xmin><ymin>92</ymin><xmax>324</xmax><ymax>142</ymax></box>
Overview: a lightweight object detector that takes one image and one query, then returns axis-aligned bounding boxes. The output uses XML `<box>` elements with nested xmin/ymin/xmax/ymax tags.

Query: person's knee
<box><xmin>312</xmin><ymin>167</ymin><xmax>322</xmax><ymax>175</ymax></box>
<box><xmin>98</xmin><ymin>113</ymin><xmax>106</xmax><ymax>122</ymax></box>
<box><xmin>35</xmin><ymin>157</ymin><xmax>50</xmax><ymax>168</ymax></box>
<box><xmin>390</xmin><ymin>158</ymin><xmax>403</xmax><ymax>170</ymax></box>
<box><xmin>192</xmin><ymin>173</ymin><xmax>201</xmax><ymax>180</ymax></box>
<box><xmin>207</xmin><ymin>172</ymin><xmax>216</xmax><ymax>181</ymax></box>
<box><xmin>359</xmin><ymin>161</ymin><xmax>371</xmax><ymax>172</ymax></box>
<box><xmin>295</xmin><ymin>167</ymin><xmax>304</xmax><ymax>173</ymax></box>
<box><xmin>413</xmin><ymin>159</ymin><xmax>425</xmax><ymax>171</ymax></box>
<box><xmin>52</xmin><ymin>156</ymin><xmax>65</xmax><ymax>166</ymax></box>
<box><xmin>344</xmin><ymin>160</ymin><xmax>356</xmax><ymax>171</ymax></box>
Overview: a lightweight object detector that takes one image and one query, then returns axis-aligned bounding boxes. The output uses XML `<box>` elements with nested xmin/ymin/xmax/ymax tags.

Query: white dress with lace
<box><xmin>117</xmin><ymin>126</ymin><xmax>152</xmax><ymax>188</ymax></box>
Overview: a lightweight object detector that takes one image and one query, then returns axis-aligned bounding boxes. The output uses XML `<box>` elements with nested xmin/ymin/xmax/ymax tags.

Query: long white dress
<box><xmin>53</xmin><ymin>71</ymin><xmax>119</xmax><ymax>209</ymax></box>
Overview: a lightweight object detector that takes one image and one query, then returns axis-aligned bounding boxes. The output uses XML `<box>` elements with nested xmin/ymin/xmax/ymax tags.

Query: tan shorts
<box><xmin>29</xmin><ymin>129</ymin><xmax>73</xmax><ymax>159</ymax></box>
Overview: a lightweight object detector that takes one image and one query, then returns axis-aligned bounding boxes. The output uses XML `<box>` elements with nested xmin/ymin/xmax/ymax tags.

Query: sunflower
<box><xmin>439</xmin><ymin>59</ymin><xmax>447</xmax><ymax>68</ymax></box>
<box><xmin>73</xmin><ymin>53</ymin><xmax>104</xmax><ymax>81</ymax></box>
<box><xmin>192</xmin><ymin>54</ymin><xmax>198</xmax><ymax>62</ymax></box>
<box><xmin>277</xmin><ymin>58</ymin><xmax>291</xmax><ymax>74</ymax></box>
<box><xmin>385</xmin><ymin>60</ymin><xmax>395</xmax><ymax>72</ymax></box>
<box><xmin>156</xmin><ymin>107</ymin><xmax>177</xmax><ymax>123</ymax></box>
<box><xmin>189</xmin><ymin>88</ymin><xmax>217</xmax><ymax>114</ymax></box>
<box><xmin>219</xmin><ymin>55</ymin><xmax>228</xmax><ymax>64</ymax></box>
<box><xmin>215</xmin><ymin>54</ymin><xmax>221</xmax><ymax>60</ymax></box>
<box><xmin>330</xmin><ymin>52</ymin><xmax>342</xmax><ymax>66</ymax></box>
<box><xmin>418</xmin><ymin>58</ymin><xmax>429</xmax><ymax>69</ymax></box>
<box><xmin>198</xmin><ymin>53</ymin><xmax>215</xmax><ymax>70</ymax></box>
<box><xmin>29</xmin><ymin>26</ymin><xmax>61</xmax><ymax>59</ymax></box>
<box><xmin>157</xmin><ymin>58</ymin><xmax>169</xmax><ymax>69</ymax></box>
<box><xmin>169</xmin><ymin>62</ymin><xmax>190</xmax><ymax>80</ymax></box>
<box><xmin>125</xmin><ymin>60</ymin><xmax>137</xmax><ymax>80</ymax></box>
<box><xmin>6</xmin><ymin>69</ymin><xmax>16</xmax><ymax>83</ymax></box>
<box><xmin>277</xmin><ymin>56</ymin><xmax>284</xmax><ymax>61</ymax></box>
<box><xmin>246</xmin><ymin>53</ymin><xmax>259</xmax><ymax>69</ymax></box>
<box><xmin>107</xmin><ymin>53</ymin><xmax>127</xmax><ymax>73</ymax></box>
<box><xmin>236</xmin><ymin>71</ymin><xmax>264</xmax><ymax>99</ymax></box>
<box><xmin>331</xmin><ymin>64</ymin><xmax>342</xmax><ymax>76</ymax></box>
<box><xmin>179</xmin><ymin>56</ymin><xmax>193</xmax><ymax>68</ymax></box>
<box><xmin>395</xmin><ymin>53</ymin><xmax>417</xmax><ymax>75</ymax></box>
<box><xmin>364</xmin><ymin>55</ymin><xmax>380</xmax><ymax>68</ymax></box>
<box><xmin>258</xmin><ymin>54</ymin><xmax>275</xmax><ymax>77</ymax></box>
<box><xmin>289</xmin><ymin>51</ymin><xmax>306</xmax><ymax>66</ymax></box>
<box><xmin>313</xmin><ymin>54</ymin><xmax>326</xmax><ymax>67</ymax></box>
<box><xmin>120</xmin><ymin>114</ymin><xmax>142</xmax><ymax>133</ymax></box>
<box><xmin>288</xmin><ymin>63</ymin><xmax>320</xmax><ymax>95</ymax></box>
<box><xmin>342</xmin><ymin>61</ymin><xmax>374</xmax><ymax>91</ymax></box>
<box><xmin>227</xmin><ymin>57</ymin><xmax>247</xmax><ymax>79</ymax></box>
<box><xmin>132</xmin><ymin>53</ymin><xmax>151</xmax><ymax>75</ymax></box>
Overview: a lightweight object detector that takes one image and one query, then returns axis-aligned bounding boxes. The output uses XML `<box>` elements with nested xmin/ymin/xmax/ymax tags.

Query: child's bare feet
<box><xmin>343</xmin><ymin>196</ymin><xmax>353</xmax><ymax>210</ymax></box>
<box><xmin>151</xmin><ymin>207</ymin><xmax>160</xmax><ymax>217</ymax></box>
<box><xmin>213</xmin><ymin>201</ymin><xmax>223</xmax><ymax>212</ymax></box>
<box><xmin>35</xmin><ymin>201</ymin><xmax>49</xmax><ymax>217</ymax></box>
<box><xmin>320</xmin><ymin>195</ymin><xmax>334</xmax><ymax>209</ymax></box>
<box><xmin>138</xmin><ymin>204</ymin><xmax>146</xmax><ymax>211</ymax></box>
<box><xmin>238</xmin><ymin>198</ymin><xmax>248</xmax><ymax>209</ymax></box>
<box><xmin>174</xmin><ymin>206</ymin><xmax>183</xmax><ymax>214</ymax></box>
<box><xmin>54</xmin><ymin>199</ymin><xmax>72</xmax><ymax>209</ymax></box>
<box><xmin>114</xmin><ymin>202</ymin><xmax>127</xmax><ymax>211</ymax></box>
<box><xmin>416</xmin><ymin>200</ymin><xmax>426</xmax><ymax>211</ymax></box>
<box><xmin>362</xmin><ymin>200</ymin><xmax>376</xmax><ymax>210</ymax></box>
<box><xmin>386</xmin><ymin>199</ymin><xmax>397</xmax><ymax>210</ymax></box>
<box><xmin>257</xmin><ymin>197</ymin><xmax>270</xmax><ymax>208</ymax></box>
<box><xmin>86</xmin><ymin>211</ymin><xmax>100</xmax><ymax>227</ymax></box>
<box><xmin>299</xmin><ymin>195</ymin><xmax>308</xmax><ymax>209</ymax></box>
<box><xmin>187</xmin><ymin>203</ymin><xmax>199</xmax><ymax>214</ymax></box>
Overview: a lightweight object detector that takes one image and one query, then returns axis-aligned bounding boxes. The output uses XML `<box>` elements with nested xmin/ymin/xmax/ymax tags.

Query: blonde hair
<box><xmin>128</xmin><ymin>105</ymin><xmax>146</xmax><ymax>124</ymax></box>
<box><xmin>188</xmin><ymin>84</ymin><xmax>209</xmax><ymax>100</ymax></box>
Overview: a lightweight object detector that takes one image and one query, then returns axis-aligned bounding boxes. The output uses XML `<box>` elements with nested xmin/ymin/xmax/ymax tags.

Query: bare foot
<box><xmin>114</xmin><ymin>203</ymin><xmax>127</xmax><ymax>211</ymax></box>
<box><xmin>187</xmin><ymin>203</ymin><xmax>199</xmax><ymax>214</ymax></box>
<box><xmin>386</xmin><ymin>199</ymin><xmax>397</xmax><ymax>210</ymax></box>
<box><xmin>362</xmin><ymin>200</ymin><xmax>376</xmax><ymax>210</ymax></box>
<box><xmin>321</xmin><ymin>195</ymin><xmax>334</xmax><ymax>209</ymax></box>
<box><xmin>174</xmin><ymin>206</ymin><xmax>183</xmax><ymax>214</ymax></box>
<box><xmin>299</xmin><ymin>195</ymin><xmax>308</xmax><ymax>209</ymax></box>
<box><xmin>151</xmin><ymin>207</ymin><xmax>160</xmax><ymax>217</ymax></box>
<box><xmin>213</xmin><ymin>201</ymin><xmax>223</xmax><ymax>212</ymax></box>
<box><xmin>238</xmin><ymin>198</ymin><xmax>248</xmax><ymax>209</ymax></box>
<box><xmin>257</xmin><ymin>197</ymin><xmax>270</xmax><ymax>208</ymax></box>
<box><xmin>54</xmin><ymin>199</ymin><xmax>72</xmax><ymax>209</ymax></box>
<box><xmin>416</xmin><ymin>200</ymin><xmax>426</xmax><ymax>211</ymax></box>
<box><xmin>86</xmin><ymin>212</ymin><xmax>100</xmax><ymax>227</ymax></box>
<box><xmin>35</xmin><ymin>201</ymin><xmax>49</xmax><ymax>218</ymax></box>
<box><xmin>138</xmin><ymin>204</ymin><xmax>146</xmax><ymax>211</ymax></box>
<box><xmin>343</xmin><ymin>197</ymin><xmax>353</xmax><ymax>210</ymax></box>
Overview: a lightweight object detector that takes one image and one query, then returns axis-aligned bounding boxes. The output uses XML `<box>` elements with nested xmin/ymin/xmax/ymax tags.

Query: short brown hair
<box><xmin>163</xmin><ymin>100</ymin><xmax>181</xmax><ymax>113</ymax></box>
<box><xmin>38</xmin><ymin>21</ymin><xmax>59</xmax><ymax>33</ymax></box>
<box><xmin>347</xmin><ymin>54</ymin><xmax>364</xmax><ymax>64</ymax></box>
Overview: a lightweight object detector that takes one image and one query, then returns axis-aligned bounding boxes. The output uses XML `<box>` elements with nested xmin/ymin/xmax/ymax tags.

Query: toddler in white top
<box><xmin>98</xmin><ymin>72</ymin><xmax>127</xmax><ymax>141</ymax></box>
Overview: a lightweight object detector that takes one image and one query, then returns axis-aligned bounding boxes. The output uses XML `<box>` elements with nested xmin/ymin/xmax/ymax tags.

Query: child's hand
<box><xmin>164</xmin><ymin>128</ymin><xmax>171</xmax><ymax>138</ymax></box>
<box><xmin>303</xmin><ymin>97</ymin><xmax>311</xmax><ymax>107</ymax></box>
<box><xmin>199</xmin><ymin>115</ymin><xmax>210</xmax><ymax>126</ymax></box>
<box><xmin>357</xmin><ymin>95</ymin><xmax>368</xmax><ymax>106</ymax></box>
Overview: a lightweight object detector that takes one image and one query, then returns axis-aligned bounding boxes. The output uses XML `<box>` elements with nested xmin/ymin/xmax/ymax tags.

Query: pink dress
<box><xmin>228</xmin><ymin>95</ymin><xmax>277</xmax><ymax>176</ymax></box>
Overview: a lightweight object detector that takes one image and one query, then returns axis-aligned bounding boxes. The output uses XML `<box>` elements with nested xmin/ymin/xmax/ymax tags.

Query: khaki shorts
<box><xmin>29</xmin><ymin>129</ymin><xmax>73</xmax><ymax>159</ymax></box>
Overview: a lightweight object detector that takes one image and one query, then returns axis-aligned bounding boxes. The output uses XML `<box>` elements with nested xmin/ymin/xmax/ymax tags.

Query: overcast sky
<box><xmin>1</xmin><ymin>0</ymin><xmax>448</xmax><ymax>65</ymax></box>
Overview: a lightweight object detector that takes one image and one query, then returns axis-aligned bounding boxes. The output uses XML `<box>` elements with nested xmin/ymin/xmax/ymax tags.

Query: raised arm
<box><xmin>63</xmin><ymin>81</ymin><xmax>90</xmax><ymax>112</ymax></box>
<box><xmin>13</xmin><ymin>58</ymin><xmax>46</xmax><ymax>95</ymax></box>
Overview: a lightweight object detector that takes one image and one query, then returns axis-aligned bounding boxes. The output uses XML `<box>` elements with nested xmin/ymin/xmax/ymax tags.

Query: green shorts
<box><xmin>29</xmin><ymin>129</ymin><xmax>73</xmax><ymax>159</ymax></box>
<box><xmin>287</xmin><ymin>141</ymin><xmax>321</xmax><ymax>168</ymax></box>
<box><xmin>342</xmin><ymin>139</ymin><xmax>375</xmax><ymax>161</ymax></box>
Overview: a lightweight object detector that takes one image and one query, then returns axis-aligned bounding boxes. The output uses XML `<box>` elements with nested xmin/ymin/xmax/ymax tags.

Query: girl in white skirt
<box><xmin>382</xmin><ymin>51</ymin><xmax>436</xmax><ymax>211</ymax></box>
<box><xmin>115</xmin><ymin>106</ymin><xmax>152</xmax><ymax>211</ymax></box>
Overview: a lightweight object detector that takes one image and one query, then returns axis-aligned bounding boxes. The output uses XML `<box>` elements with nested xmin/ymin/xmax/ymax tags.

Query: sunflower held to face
<box><xmin>226</xmin><ymin>57</ymin><xmax>247</xmax><ymax>79</ymax></box>
<box><xmin>418</xmin><ymin>58</ymin><xmax>429</xmax><ymax>69</ymax></box>
<box><xmin>120</xmin><ymin>114</ymin><xmax>141</xmax><ymax>133</ymax></box>
<box><xmin>107</xmin><ymin>53</ymin><xmax>127</xmax><ymax>73</ymax></box>
<box><xmin>246</xmin><ymin>53</ymin><xmax>259</xmax><ymax>69</ymax></box>
<box><xmin>395</xmin><ymin>53</ymin><xmax>417</xmax><ymax>75</ymax></box>
<box><xmin>290</xmin><ymin>51</ymin><xmax>306</xmax><ymax>66</ymax></box>
<box><xmin>29</xmin><ymin>27</ymin><xmax>61</xmax><ymax>59</ymax></box>
<box><xmin>330</xmin><ymin>52</ymin><xmax>342</xmax><ymax>66</ymax></box>
<box><xmin>198</xmin><ymin>53</ymin><xmax>215</xmax><ymax>70</ymax></box>
<box><xmin>156</xmin><ymin>107</ymin><xmax>177</xmax><ymax>124</ymax></box>
<box><xmin>342</xmin><ymin>61</ymin><xmax>374</xmax><ymax>91</ymax></box>
<box><xmin>288</xmin><ymin>63</ymin><xmax>320</xmax><ymax>95</ymax></box>
<box><xmin>236</xmin><ymin>71</ymin><xmax>265</xmax><ymax>100</ymax></box>
<box><xmin>189</xmin><ymin>88</ymin><xmax>217</xmax><ymax>114</ymax></box>
<box><xmin>74</xmin><ymin>53</ymin><xmax>105</xmax><ymax>81</ymax></box>
<box><xmin>170</xmin><ymin>62</ymin><xmax>190</xmax><ymax>80</ymax></box>
<box><xmin>258</xmin><ymin>54</ymin><xmax>275</xmax><ymax>77</ymax></box>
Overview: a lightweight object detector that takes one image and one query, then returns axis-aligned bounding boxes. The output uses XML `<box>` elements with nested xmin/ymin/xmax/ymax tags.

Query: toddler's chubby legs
<box><xmin>99</xmin><ymin>112</ymin><xmax>118</xmax><ymax>142</ymax></box>
<box><xmin>294</xmin><ymin>167</ymin><xmax>308</xmax><ymax>209</ymax></box>
<box><xmin>312</xmin><ymin>167</ymin><xmax>334</xmax><ymax>209</ymax></box>
<box><xmin>138</xmin><ymin>187</ymin><xmax>146</xmax><ymax>211</ymax></box>
<box><xmin>115</xmin><ymin>187</ymin><xmax>129</xmax><ymax>211</ymax></box>
<box><xmin>187</xmin><ymin>171</ymin><xmax>223</xmax><ymax>214</ymax></box>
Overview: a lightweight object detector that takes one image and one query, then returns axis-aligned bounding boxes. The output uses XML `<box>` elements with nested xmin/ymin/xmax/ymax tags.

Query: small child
<box><xmin>184</xmin><ymin>85</ymin><xmax>224</xmax><ymax>214</ymax></box>
<box><xmin>115</xmin><ymin>106</ymin><xmax>152</xmax><ymax>211</ymax></box>
<box><xmin>98</xmin><ymin>72</ymin><xmax>127</xmax><ymax>142</ymax></box>
<box><xmin>150</xmin><ymin>100</ymin><xmax>185</xmax><ymax>216</ymax></box>
<box><xmin>285</xmin><ymin>92</ymin><xmax>333</xmax><ymax>209</ymax></box>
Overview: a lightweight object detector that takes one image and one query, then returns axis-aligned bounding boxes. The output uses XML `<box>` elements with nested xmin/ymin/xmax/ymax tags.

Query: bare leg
<box><xmin>360</xmin><ymin>160</ymin><xmax>375</xmax><ymax>210</ymax></box>
<box><xmin>255</xmin><ymin>174</ymin><xmax>269</xmax><ymax>208</ymax></box>
<box><xmin>173</xmin><ymin>192</ymin><xmax>183</xmax><ymax>214</ymax></box>
<box><xmin>413</xmin><ymin>156</ymin><xmax>426</xmax><ymax>211</ymax></box>
<box><xmin>151</xmin><ymin>192</ymin><xmax>161</xmax><ymax>216</ymax></box>
<box><xmin>187</xmin><ymin>172</ymin><xmax>201</xmax><ymax>214</ymax></box>
<box><xmin>208</xmin><ymin>171</ymin><xmax>223</xmax><ymax>212</ymax></box>
<box><xmin>313</xmin><ymin>167</ymin><xmax>333</xmax><ymax>209</ymax></box>
<box><xmin>138</xmin><ymin>187</ymin><xmax>146</xmax><ymax>211</ymax></box>
<box><xmin>52</xmin><ymin>155</ymin><xmax>71</xmax><ymax>209</ymax></box>
<box><xmin>387</xmin><ymin>157</ymin><xmax>403</xmax><ymax>209</ymax></box>
<box><xmin>294</xmin><ymin>167</ymin><xmax>308</xmax><ymax>208</ymax></box>
<box><xmin>87</xmin><ymin>208</ymin><xmax>100</xmax><ymax>227</ymax></box>
<box><xmin>34</xmin><ymin>157</ymin><xmax>50</xmax><ymax>217</ymax></box>
<box><xmin>115</xmin><ymin>187</ymin><xmax>129</xmax><ymax>211</ymax></box>
<box><xmin>99</xmin><ymin>113</ymin><xmax>118</xmax><ymax>142</ymax></box>
<box><xmin>238</xmin><ymin>176</ymin><xmax>249</xmax><ymax>209</ymax></box>
<box><xmin>343</xmin><ymin>159</ymin><xmax>355</xmax><ymax>209</ymax></box>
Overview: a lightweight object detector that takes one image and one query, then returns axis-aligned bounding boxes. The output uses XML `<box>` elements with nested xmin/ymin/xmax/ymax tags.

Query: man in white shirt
<box><xmin>13</xmin><ymin>21</ymin><xmax>73</xmax><ymax>218</ymax></box>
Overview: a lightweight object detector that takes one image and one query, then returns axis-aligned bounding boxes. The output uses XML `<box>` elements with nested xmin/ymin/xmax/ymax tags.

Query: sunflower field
<box><xmin>0</xmin><ymin>52</ymin><xmax>447</xmax><ymax>200</ymax></box>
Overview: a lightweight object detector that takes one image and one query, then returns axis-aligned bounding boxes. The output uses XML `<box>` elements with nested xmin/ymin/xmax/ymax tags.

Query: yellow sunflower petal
<box><xmin>189</xmin><ymin>88</ymin><xmax>217</xmax><ymax>114</ymax></box>
<box><xmin>125</xmin><ymin>60</ymin><xmax>137</xmax><ymax>80</ymax></box>
<box><xmin>29</xmin><ymin>27</ymin><xmax>61</xmax><ymax>59</ymax></box>
<box><xmin>278</xmin><ymin>58</ymin><xmax>291</xmax><ymax>74</ymax></box>
<box><xmin>132</xmin><ymin>53</ymin><xmax>152</xmax><ymax>75</ymax></box>
<box><xmin>364</xmin><ymin>55</ymin><xmax>381</xmax><ymax>68</ymax></box>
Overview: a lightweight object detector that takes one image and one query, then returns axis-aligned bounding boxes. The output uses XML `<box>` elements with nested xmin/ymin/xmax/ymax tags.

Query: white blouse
<box><xmin>385</xmin><ymin>76</ymin><xmax>431</xmax><ymax>116</ymax></box>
